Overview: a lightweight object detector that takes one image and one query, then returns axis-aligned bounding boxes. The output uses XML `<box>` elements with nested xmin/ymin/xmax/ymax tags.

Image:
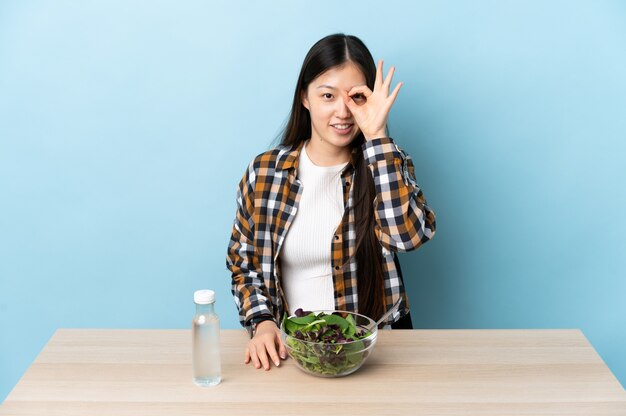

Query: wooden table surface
<box><xmin>1</xmin><ymin>329</ymin><xmax>625</xmax><ymax>415</ymax></box>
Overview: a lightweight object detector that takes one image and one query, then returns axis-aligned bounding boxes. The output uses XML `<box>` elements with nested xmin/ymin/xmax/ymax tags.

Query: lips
<box><xmin>331</xmin><ymin>123</ymin><xmax>354</xmax><ymax>135</ymax></box>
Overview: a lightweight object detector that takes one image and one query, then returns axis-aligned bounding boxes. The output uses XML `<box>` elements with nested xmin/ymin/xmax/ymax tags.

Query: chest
<box><xmin>252</xmin><ymin>168</ymin><xmax>354</xmax><ymax>261</ymax></box>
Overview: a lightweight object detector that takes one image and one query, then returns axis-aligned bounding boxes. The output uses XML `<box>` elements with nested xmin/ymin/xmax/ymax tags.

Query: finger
<box><xmin>383</xmin><ymin>66</ymin><xmax>396</xmax><ymax>94</ymax></box>
<box><xmin>347</xmin><ymin>85</ymin><xmax>373</xmax><ymax>98</ymax></box>
<box><xmin>244</xmin><ymin>347</ymin><xmax>250</xmax><ymax>364</ymax></box>
<box><xmin>265</xmin><ymin>340</ymin><xmax>281</xmax><ymax>367</ymax></box>
<box><xmin>385</xmin><ymin>82</ymin><xmax>403</xmax><ymax>110</ymax></box>
<box><xmin>256</xmin><ymin>344</ymin><xmax>271</xmax><ymax>371</ymax></box>
<box><xmin>342</xmin><ymin>90</ymin><xmax>358</xmax><ymax>111</ymax></box>
<box><xmin>277</xmin><ymin>334</ymin><xmax>288</xmax><ymax>359</ymax></box>
<box><xmin>248</xmin><ymin>343</ymin><xmax>261</xmax><ymax>369</ymax></box>
<box><xmin>374</xmin><ymin>59</ymin><xmax>384</xmax><ymax>91</ymax></box>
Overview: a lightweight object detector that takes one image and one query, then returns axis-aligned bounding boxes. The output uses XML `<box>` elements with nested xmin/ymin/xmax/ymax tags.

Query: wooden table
<box><xmin>1</xmin><ymin>329</ymin><xmax>625</xmax><ymax>415</ymax></box>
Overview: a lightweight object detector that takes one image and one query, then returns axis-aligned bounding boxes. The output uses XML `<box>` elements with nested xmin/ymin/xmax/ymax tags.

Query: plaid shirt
<box><xmin>227</xmin><ymin>137</ymin><xmax>436</xmax><ymax>335</ymax></box>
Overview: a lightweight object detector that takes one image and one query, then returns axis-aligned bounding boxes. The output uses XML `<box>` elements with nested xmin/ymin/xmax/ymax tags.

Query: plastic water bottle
<box><xmin>192</xmin><ymin>289</ymin><xmax>221</xmax><ymax>386</ymax></box>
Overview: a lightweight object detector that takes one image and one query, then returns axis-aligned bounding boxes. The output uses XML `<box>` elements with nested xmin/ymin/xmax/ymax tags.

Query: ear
<box><xmin>301</xmin><ymin>90</ymin><xmax>310</xmax><ymax>110</ymax></box>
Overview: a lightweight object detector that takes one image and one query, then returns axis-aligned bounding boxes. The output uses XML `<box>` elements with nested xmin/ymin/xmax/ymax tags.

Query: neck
<box><xmin>195</xmin><ymin>303</ymin><xmax>214</xmax><ymax>314</ymax></box>
<box><xmin>305</xmin><ymin>138</ymin><xmax>351</xmax><ymax>167</ymax></box>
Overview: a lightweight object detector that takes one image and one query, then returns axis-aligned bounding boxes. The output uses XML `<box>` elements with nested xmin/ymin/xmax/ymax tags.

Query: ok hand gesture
<box><xmin>343</xmin><ymin>60</ymin><xmax>403</xmax><ymax>141</ymax></box>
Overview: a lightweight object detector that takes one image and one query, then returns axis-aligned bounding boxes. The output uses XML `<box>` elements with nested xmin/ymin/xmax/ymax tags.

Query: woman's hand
<box><xmin>244</xmin><ymin>320</ymin><xmax>287</xmax><ymax>370</ymax></box>
<box><xmin>343</xmin><ymin>59</ymin><xmax>403</xmax><ymax>141</ymax></box>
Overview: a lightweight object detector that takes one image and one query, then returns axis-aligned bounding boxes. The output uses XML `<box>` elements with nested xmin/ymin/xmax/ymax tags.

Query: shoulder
<box><xmin>239</xmin><ymin>144</ymin><xmax>298</xmax><ymax>186</ymax></box>
<box><xmin>250</xmin><ymin>146</ymin><xmax>287</xmax><ymax>169</ymax></box>
<box><xmin>248</xmin><ymin>144</ymin><xmax>298</xmax><ymax>176</ymax></box>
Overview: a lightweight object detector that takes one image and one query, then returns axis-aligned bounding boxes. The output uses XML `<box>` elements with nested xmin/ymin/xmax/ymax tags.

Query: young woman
<box><xmin>226</xmin><ymin>33</ymin><xmax>436</xmax><ymax>371</ymax></box>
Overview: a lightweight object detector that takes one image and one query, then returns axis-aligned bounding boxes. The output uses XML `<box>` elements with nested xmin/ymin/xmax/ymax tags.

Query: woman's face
<box><xmin>302</xmin><ymin>61</ymin><xmax>367</xmax><ymax>150</ymax></box>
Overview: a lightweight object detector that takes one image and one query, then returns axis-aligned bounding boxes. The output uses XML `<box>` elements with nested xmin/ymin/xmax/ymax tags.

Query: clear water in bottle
<box><xmin>192</xmin><ymin>290</ymin><xmax>221</xmax><ymax>386</ymax></box>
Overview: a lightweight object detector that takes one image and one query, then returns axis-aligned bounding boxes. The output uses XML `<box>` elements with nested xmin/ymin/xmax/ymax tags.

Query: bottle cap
<box><xmin>194</xmin><ymin>290</ymin><xmax>215</xmax><ymax>304</ymax></box>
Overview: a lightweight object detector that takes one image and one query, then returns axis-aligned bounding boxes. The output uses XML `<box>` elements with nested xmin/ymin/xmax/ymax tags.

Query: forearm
<box><xmin>362</xmin><ymin>137</ymin><xmax>436</xmax><ymax>251</ymax></box>
<box><xmin>227</xmin><ymin>233</ymin><xmax>275</xmax><ymax>329</ymax></box>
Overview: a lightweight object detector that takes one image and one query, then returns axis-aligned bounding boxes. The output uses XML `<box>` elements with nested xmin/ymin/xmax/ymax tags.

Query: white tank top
<box><xmin>280</xmin><ymin>142</ymin><xmax>348</xmax><ymax>313</ymax></box>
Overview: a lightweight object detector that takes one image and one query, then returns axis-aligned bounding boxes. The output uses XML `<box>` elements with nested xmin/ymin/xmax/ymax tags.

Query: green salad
<box><xmin>282</xmin><ymin>309</ymin><xmax>374</xmax><ymax>376</ymax></box>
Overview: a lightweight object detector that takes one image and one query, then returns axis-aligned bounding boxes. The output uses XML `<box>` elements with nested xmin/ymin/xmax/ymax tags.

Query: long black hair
<box><xmin>280</xmin><ymin>33</ymin><xmax>385</xmax><ymax>321</ymax></box>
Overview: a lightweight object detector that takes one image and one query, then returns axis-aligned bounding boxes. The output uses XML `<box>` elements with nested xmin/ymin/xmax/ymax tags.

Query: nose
<box><xmin>335</xmin><ymin>97</ymin><xmax>351</xmax><ymax>119</ymax></box>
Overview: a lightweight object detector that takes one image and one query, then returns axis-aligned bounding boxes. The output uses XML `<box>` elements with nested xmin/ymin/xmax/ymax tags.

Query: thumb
<box><xmin>342</xmin><ymin>90</ymin><xmax>358</xmax><ymax>113</ymax></box>
<box><xmin>276</xmin><ymin>332</ymin><xmax>288</xmax><ymax>359</ymax></box>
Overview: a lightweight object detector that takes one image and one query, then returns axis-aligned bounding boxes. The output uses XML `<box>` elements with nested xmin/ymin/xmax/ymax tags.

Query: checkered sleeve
<box><xmin>226</xmin><ymin>161</ymin><xmax>275</xmax><ymax>329</ymax></box>
<box><xmin>363</xmin><ymin>137</ymin><xmax>436</xmax><ymax>252</ymax></box>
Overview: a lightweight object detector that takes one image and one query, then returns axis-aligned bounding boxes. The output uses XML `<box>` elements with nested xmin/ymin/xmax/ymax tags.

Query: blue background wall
<box><xmin>1</xmin><ymin>0</ymin><xmax>625</xmax><ymax>402</ymax></box>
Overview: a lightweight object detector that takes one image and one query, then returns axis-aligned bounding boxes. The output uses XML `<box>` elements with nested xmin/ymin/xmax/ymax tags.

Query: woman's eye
<box><xmin>352</xmin><ymin>93</ymin><xmax>366</xmax><ymax>102</ymax></box>
<box><xmin>323</xmin><ymin>93</ymin><xmax>333</xmax><ymax>100</ymax></box>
